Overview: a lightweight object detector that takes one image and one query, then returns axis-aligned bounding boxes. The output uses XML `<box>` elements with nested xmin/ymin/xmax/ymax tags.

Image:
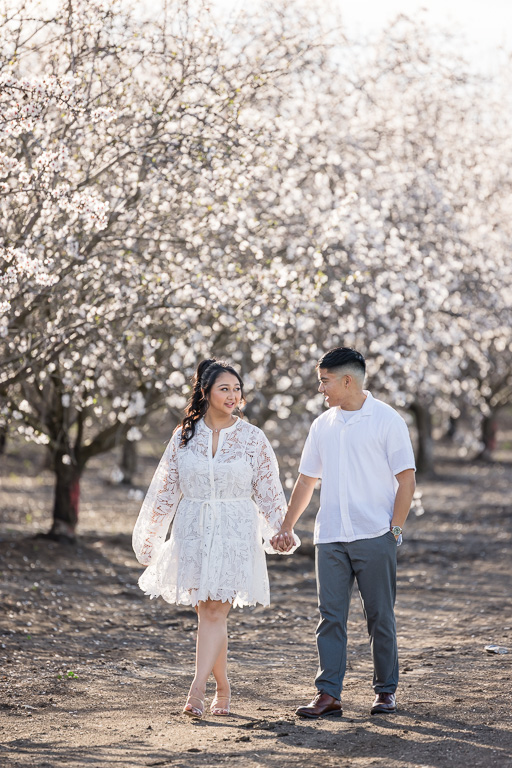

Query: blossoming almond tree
<box><xmin>0</xmin><ymin>0</ymin><xmax>327</xmax><ymax>538</ymax></box>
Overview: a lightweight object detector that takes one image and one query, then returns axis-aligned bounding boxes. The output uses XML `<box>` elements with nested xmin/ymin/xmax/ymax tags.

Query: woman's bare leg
<box><xmin>212</xmin><ymin>632</ymin><xmax>230</xmax><ymax>693</ymax></box>
<box><xmin>187</xmin><ymin>599</ymin><xmax>231</xmax><ymax>706</ymax></box>
<box><xmin>194</xmin><ymin>605</ymin><xmax>230</xmax><ymax>699</ymax></box>
<box><xmin>210</xmin><ymin>631</ymin><xmax>231</xmax><ymax>714</ymax></box>
<box><xmin>192</xmin><ymin>604</ymin><xmax>230</xmax><ymax>692</ymax></box>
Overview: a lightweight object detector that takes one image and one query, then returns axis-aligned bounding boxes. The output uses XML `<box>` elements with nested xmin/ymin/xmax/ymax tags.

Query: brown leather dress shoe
<box><xmin>295</xmin><ymin>692</ymin><xmax>342</xmax><ymax>719</ymax></box>
<box><xmin>371</xmin><ymin>692</ymin><xmax>396</xmax><ymax>715</ymax></box>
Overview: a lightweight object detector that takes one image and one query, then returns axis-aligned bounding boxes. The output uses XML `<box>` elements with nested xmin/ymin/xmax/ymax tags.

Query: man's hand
<box><xmin>270</xmin><ymin>527</ymin><xmax>296</xmax><ymax>552</ymax></box>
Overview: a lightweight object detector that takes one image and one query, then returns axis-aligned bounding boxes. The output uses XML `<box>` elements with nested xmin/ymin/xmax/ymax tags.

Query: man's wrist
<box><xmin>391</xmin><ymin>523</ymin><xmax>403</xmax><ymax>547</ymax></box>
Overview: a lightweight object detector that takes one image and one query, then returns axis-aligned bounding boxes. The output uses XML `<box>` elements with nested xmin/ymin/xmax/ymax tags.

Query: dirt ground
<box><xmin>1</xmin><ymin>435</ymin><xmax>511</xmax><ymax>768</ymax></box>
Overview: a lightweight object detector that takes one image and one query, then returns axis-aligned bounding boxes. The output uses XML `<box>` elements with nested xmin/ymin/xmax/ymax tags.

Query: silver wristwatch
<box><xmin>391</xmin><ymin>525</ymin><xmax>403</xmax><ymax>546</ymax></box>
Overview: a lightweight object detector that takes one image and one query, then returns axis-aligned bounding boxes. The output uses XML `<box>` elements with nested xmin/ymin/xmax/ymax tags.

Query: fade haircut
<box><xmin>316</xmin><ymin>347</ymin><xmax>366</xmax><ymax>384</ymax></box>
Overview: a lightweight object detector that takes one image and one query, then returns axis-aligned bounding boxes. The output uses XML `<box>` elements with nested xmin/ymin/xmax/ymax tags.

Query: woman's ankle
<box><xmin>214</xmin><ymin>677</ymin><xmax>231</xmax><ymax>696</ymax></box>
<box><xmin>188</xmin><ymin>680</ymin><xmax>206</xmax><ymax>700</ymax></box>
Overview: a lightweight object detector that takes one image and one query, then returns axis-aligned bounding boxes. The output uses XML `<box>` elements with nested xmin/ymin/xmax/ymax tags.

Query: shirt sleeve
<box><xmin>132</xmin><ymin>430</ymin><xmax>182</xmax><ymax>566</ymax></box>
<box><xmin>386</xmin><ymin>416</ymin><xmax>416</xmax><ymax>475</ymax></box>
<box><xmin>298</xmin><ymin>419</ymin><xmax>323</xmax><ymax>479</ymax></box>
<box><xmin>251</xmin><ymin>431</ymin><xmax>300</xmax><ymax>555</ymax></box>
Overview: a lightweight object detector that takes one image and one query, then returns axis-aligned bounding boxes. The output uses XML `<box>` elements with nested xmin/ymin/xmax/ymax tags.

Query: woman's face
<box><xmin>206</xmin><ymin>372</ymin><xmax>242</xmax><ymax>417</ymax></box>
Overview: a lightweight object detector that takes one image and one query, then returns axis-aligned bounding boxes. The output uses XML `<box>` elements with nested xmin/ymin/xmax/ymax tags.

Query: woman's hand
<box><xmin>270</xmin><ymin>527</ymin><xmax>296</xmax><ymax>552</ymax></box>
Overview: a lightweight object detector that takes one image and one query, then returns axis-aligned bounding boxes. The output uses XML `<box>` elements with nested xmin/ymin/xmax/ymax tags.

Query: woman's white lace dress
<box><xmin>132</xmin><ymin>417</ymin><xmax>299</xmax><ymax>608</ymax></box>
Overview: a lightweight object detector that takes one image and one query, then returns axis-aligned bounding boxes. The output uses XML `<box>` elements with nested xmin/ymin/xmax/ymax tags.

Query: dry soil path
<box><xmin>1</xmin><ymin>445</ymin><xmax>511</xmax><ymax>767</ymax></box>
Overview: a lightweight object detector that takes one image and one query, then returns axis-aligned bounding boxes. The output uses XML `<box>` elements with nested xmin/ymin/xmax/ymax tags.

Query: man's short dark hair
<box><xmin>316</xmin><ymin>347</ymin><xmax>366</xmax><ymax>376</ymax></box>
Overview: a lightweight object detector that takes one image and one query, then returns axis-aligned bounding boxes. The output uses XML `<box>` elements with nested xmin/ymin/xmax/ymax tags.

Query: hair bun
<box><xmin>195</xmin><ymin>358</ymin><xmax>217</xmax><ymax>383</ymax></box>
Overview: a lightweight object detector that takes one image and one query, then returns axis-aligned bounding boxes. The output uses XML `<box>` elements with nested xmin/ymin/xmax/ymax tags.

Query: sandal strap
<box><xmin>184</xmin><ymin>694</ymin><xmax>205</xmax><ymax>715</ymax></box>
<box><xmin>187</xmin><ymin>695</ymin><xmax>204</xmax><ymax>705</ymax></box>
<box><xmin>211</xmin><ymin>694</ymin><xmax>231</xmax><ymax>713</ymax></box>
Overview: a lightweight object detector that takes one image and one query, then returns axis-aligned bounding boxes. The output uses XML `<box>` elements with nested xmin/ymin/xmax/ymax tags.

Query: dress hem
<box><xmin>143</xmin><ymin>590</ymin><xmax>269</xmax><ymax>610</ymax></box>
<box><xmin>139</xmin><ymin>581</ymin><xmax>270</xmax><ymax>609</ymax></box>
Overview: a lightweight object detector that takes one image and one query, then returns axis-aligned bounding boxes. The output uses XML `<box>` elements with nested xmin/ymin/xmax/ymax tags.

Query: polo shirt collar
<box><xmin>336</xmin><ymin>390</ymin><xmax>374</xmax><ymax>424</ymax></box>
<box><xmin>361</xmin><ymin>390</ymin><xmax>374</xmax><ymax>414</ymax></box>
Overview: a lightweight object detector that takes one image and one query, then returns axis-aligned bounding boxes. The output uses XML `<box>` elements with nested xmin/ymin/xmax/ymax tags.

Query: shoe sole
<box><xmin>296</xmin><ymin>710</ymin><xmax>343</xmax><ymax>719</ymax></box>
<box><xmin>371</xmin><ymin>708</ymin><xmax>396</xmax><ymax>715</ymax></box>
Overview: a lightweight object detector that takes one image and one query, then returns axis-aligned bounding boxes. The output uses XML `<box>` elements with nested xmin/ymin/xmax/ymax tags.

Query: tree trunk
<box><xmin>120</xmin><ymin>438</ymin><xmax>138</xmax><ymax>485</ymax></box>
<box><xmin>476</xmin><ymin>412</ymin><xmax>498</xmax><ymax>462</ymax></box>
<box><xmin>45</xmin><ymin>454</ymin><xmax>82</xmax><ymax>541</ymax></box>
<box><xmin>445</xmin><ymin>414</ymin><xmax>458</xmax><ymax>441</ymax></box>
<box><xmin>0</xmin><ymin>427</ymin><xmax>6</xmax><ymax>455</ymax></box>
<box><xmin>410</xmin><ymin>401</ymin><xmax>435</xmax><ymax>476</ymax></box>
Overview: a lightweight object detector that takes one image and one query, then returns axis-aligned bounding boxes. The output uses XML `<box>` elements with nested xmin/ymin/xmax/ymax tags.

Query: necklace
<box><xmin>204</xmin><ymin>415</ymin><xmax>236</xmax><ymax>433</ymax></box>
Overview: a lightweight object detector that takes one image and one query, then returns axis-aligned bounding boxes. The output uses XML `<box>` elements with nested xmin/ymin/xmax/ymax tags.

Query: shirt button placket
<box><xmin>339</xmin><ymin>426</ymin><xmax>354</xmax><ymax>541</ymax></box>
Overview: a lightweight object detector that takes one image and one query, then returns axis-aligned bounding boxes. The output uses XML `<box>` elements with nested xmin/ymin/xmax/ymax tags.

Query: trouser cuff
<box><xmin>316</xmin><ymin>685</ymin><xmax>342</xmax><ymax>701</ymax></box>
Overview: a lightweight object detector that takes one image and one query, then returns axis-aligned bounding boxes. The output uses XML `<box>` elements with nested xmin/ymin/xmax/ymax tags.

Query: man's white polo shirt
<box><xmin>299</xmin><ymin>391</ymin><xmax>416</xmax><ymax>544</ymax></box>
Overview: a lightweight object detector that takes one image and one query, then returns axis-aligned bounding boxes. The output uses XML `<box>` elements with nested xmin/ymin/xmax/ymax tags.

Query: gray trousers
<box><xmin>315</xmin><ymin>532</ymin><xmax>399</xmax><ymax>700</ymax></box>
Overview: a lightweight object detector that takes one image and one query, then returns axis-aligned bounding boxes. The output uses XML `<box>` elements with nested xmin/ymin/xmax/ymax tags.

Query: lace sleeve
<box><xmin>251</xmin><ymin>432</ymin><xmax>300</xmax><ymax>555</ymax></box>
<box><xmin>132</xmin><ymin>431</ymin><xmax>182</xmax><ymax>566</ymax></box>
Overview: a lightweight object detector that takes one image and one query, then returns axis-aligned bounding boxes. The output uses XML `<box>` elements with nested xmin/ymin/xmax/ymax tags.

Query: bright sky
<box><xmin>345</xmin><ymin>0</ymin><xmax>512</xmax><ymax>73</ymax></box>
<box><xmin>344</xmin><ymin>0</ymin><xmax>511</xmax><ymax>63</ymax></box>
<box><xmin>340</xmin><ymin>0</ymin><xmax>511</xmax><ymax>40</ymax></box>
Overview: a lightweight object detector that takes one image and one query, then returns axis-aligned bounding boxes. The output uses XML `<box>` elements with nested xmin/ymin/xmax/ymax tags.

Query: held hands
<box><xmin>270</xmin><ymin>527</ymin><xmax>296</xmax><ymax>553</ymax></box>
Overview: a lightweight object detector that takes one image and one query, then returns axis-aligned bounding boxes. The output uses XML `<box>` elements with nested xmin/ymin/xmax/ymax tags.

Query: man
<box><xmin>271</xmin><ymin>347</ymin><xmax>416</xmax><ymax>718</ymax></box>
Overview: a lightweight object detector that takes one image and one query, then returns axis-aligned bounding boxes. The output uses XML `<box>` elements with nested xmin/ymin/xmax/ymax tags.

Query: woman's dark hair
<box><xmin>316</xmin><ymin>347</ymin><xmax>366</xmax><ymax>376</ymax></box>
<box><xmin>178</xmin><ymin>359</ymin><xmax>244</xmax><ymax>447</ymax></box>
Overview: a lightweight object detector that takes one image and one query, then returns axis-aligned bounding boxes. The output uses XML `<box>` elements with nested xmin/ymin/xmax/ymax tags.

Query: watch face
<box><xmin>392</xmin><ymin>526</ymin><xmax>402</xmax><ymax>536</ymax></box>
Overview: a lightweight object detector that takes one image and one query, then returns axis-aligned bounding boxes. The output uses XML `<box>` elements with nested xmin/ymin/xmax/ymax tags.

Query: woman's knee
<box><xmin>198</xmin><ymin>599</ymin><xmax>231</xmax><ymax>621</ymax></box>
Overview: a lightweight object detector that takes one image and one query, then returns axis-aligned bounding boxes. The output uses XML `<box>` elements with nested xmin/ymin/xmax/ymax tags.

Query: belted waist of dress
<box><xmin>182</xmin><ymin>497</ymin><xmax>253</xmax><ymax>536</ymax></box>
<box><xmin>182</xmin><ymin>496</ymin><xmax>252</xmax><ymax>503</ymax></box>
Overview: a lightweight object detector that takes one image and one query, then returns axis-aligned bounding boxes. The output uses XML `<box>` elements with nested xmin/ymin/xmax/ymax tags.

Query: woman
<box><xmin>132</xmin><ymin>359</ymin><xmax>299</xmax><ymax>719</ymax></box>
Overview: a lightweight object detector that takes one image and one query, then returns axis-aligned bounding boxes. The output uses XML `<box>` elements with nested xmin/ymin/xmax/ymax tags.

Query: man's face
<box><xmin>317</xmin><ymin>367</ymin><xmax>346</xmax><ymax>408</ymax></box>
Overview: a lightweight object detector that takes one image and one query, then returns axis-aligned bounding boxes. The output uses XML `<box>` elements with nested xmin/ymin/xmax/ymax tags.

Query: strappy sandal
<box><xmin>210</xmin><ymin>694</ymin><xmax>231</xmax><ymax>716</ymax></box>
<box><xmin>183</xmin><ymin>694</ymin><xmax>204</xmax><ymax>719</ymax></box>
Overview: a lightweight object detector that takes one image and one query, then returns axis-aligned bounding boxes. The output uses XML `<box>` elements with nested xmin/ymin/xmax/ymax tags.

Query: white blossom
<box><xmin>126</xmin><ymin>427</ymin><xmax>142</xmax><ymax>442</ymax></box>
